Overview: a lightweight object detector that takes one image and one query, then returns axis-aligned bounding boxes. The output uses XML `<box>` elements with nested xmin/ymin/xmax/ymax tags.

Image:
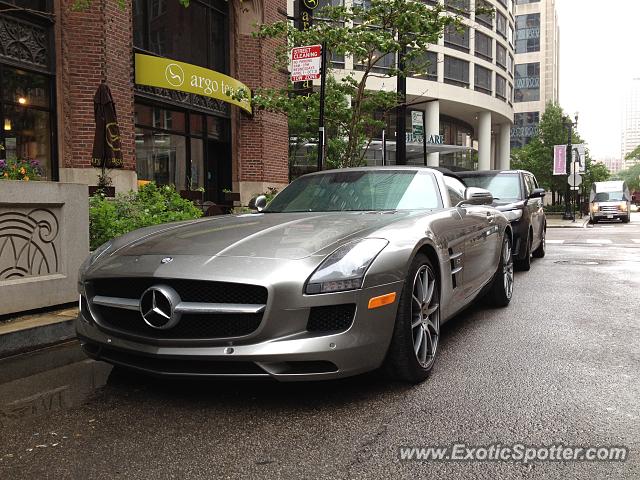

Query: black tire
<box><xmin>622</xmin><ymin>215</ymin><xmax>630</xmax><ymax>224</ymax></box>
<box><xmin>383</xmin><ymin>253</ymin><xmax>440</xmax><ymax>384</ymax></box>
<box><xmin>532</xmin><ymin>225</ymin><xmax>546</xmax><ymax>258</ymax></box>
<box><xmin>514</xmin><ymin>232</ymin><xmax>531</xmax><ymax>271</ymax></box>
<box><xmin>486</xmin><ymin>234</ymin><xmax>514</xmax><ymax>308</ymax></box>
<box><xmin>591</xmin><ymin>217</ymin><xmax>598</xmax><ymax>224</ymax></box>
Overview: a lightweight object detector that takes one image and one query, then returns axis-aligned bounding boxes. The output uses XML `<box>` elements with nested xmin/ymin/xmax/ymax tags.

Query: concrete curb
<box><xmin>0</xmin><ymin>309</ymin><xmax>77</xmax><ymax>359</ymax></box>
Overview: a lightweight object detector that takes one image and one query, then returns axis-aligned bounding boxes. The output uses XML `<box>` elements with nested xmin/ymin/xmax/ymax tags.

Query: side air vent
<box><xmin>449</xmin><ymin>249</ymin><xmax>463</xmax><ymax>289</ymax></box>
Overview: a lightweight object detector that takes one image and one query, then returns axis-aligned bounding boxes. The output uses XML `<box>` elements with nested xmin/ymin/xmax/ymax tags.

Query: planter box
<box><xmin>223</xmin><ymin>192</ymin><xmax>241</xmax><ymax>202</ymax></box>
<box><xmin>0</xmin><ymin>181</ymin><xmax>89</xmax><ymax>316</ymax></box>
<box><xmin>88</xmin><ymin>185</ymin><xmax>115</xmax><ymax>197</ymax></box>
<box><xmin>180</xmin><ymin>190</ymin><xmax>204</xmax><ymax>202</ymax></box>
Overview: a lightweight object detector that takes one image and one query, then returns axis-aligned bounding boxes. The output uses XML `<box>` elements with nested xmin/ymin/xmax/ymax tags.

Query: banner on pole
<box><xmin>553</xmin><ymin>145</ymin><xmax>567</xmax><ymax>175</ymax></box>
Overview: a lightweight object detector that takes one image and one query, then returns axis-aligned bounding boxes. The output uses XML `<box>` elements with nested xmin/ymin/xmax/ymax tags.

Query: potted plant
<box><xmin>89</xmin><ymin>171</ymin><xmax>116</xmax><ymax>197</ymax></box>
<box><xmin>180</xmin><ymin>185</ymin><xmax>205</xmax><ymax>202</ymax></box>
<box><xmin>222</xmin><ymin>188</ymin><xmax>241</xmax><ymax>203</ymax></box>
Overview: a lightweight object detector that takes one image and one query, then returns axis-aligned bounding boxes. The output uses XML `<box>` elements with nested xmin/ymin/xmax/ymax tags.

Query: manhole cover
<box><xmin>554</xmin><ymin>260</ymin><xmax>600</xmax><ymax>265</ymax></box>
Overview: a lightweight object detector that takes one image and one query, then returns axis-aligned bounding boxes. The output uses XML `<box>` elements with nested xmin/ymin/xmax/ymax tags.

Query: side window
<box><xmin>524</xmin><ymin>175</ymin><xmax>536</xmax><ymax>197</ymax></box>
<box><xmin>521</xmin><ymin>174</ymin><xmax>532</xmax><ymax>198</ymax></box>
<box><xmin>443</xmin><ymin>175</ymin><xmax>466</xmax><ymax>206</ymax></box>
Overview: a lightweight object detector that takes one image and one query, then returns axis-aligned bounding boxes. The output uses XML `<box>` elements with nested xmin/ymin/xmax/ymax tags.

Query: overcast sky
<box><xmin>556</xmin><ymin>0</ymin><xmax>640</xmax><ymax>160</ymax></box>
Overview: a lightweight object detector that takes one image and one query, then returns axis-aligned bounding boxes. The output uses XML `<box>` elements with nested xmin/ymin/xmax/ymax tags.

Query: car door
<box><xmin>525</xmin><ymin>174</ymin><xmax>543</xmax><ymax>247</ymax></box>
<box><xmin>442</xmin><ymin>176</ymin><xmax>495</xmax><ymax>298</ymax></box>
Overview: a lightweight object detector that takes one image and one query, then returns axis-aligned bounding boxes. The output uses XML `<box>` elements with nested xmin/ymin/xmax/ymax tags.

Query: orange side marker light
<box><xmin>368</xmin><ymin>292</ymin><xmax>397</xmax><ymax>310</ymax></box>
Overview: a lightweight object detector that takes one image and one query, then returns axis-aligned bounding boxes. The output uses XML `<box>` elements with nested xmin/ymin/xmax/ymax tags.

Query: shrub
<box><xmin>89</xmin><ymin>183</ymin><xmax>203</xmax><ymax>249</ymax></box>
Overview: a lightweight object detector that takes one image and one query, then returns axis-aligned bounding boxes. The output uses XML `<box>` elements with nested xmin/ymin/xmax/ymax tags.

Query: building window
<box><xmin>475</xmin><ymin>0</ymin><xmax>493</xmax><ymax>28</ymax></box>
<box><xmin>514</xmin><ymin>62</ymin><xmax>540</xmax><ymax>102</ymax></box>
<box><xmin>496</xmin><ymin>42</ymin><xmax>507</xmax><ymax>70</ymax></box>
<box><xmin>495</xmin><ymin>74</ymin><xmax>506</xmax><ymax>100</ymax></box>
<box><xmin>317</xmin><ymin>0</ymin><xmax>346</xmax><ymax>68</ymax></box>
<box><xmin>508</xmin><ymin>53</ymin><xmax>514</xmax><ymax>77</ymax></box>
<box><xmin>409</xmin><ymin>50</ymin><xmax>438</xmax><ymax>81</ymax></box>
<box><xmin>474</xmin><ymin>65</ymin><xmax>492</xmax><ymax>95</ymax></box>
<box><xmin>354</xmin><ymin>51</ymin><xmax>395</xmax><ymax>74</ymax></box>
<box><xmin>508</xmin><ymin>24</ymin><xmax>514</xmax><ymax>47</ymax></box>
<box><xmin>444</xmin><ymin>56</ymin><xmax>469</xmax><ymax>87</ymax></box>
<box><xmin>444</xmin><ymin>0</ymin><xmax>470</xmax><ymax>16</ymax></box>
<box><xmin>515</xmin><ymin>13</ymin><xmax>540</xmax><ymax>53</ymax></box>
<box><xmin>511</xmin><ymin>111</ymin><xmax>539</xmax><ymax>148</ymax></box>
<box><xmin>133</xmin><ymin>0</ymin><xmax>228</xmax><ymax>73</ymax></box>
<box><xmin>475</xmin><ymin>30</ymin><xmax>492</xmax><ymax>61</ymax></box>
<box><xmin>496</xmin><ymin>12</ymin><xmax>507</xmax><ymax>38</ymax></box>
<box><xmin>444</xmin><ymin>24</ymin><xmax>470</xmax><ymax>52</ymax></box>
<box><xmin>496</xmin><ymin>0</ymin><xmax>508</xmax><ymax>8</ymax></box>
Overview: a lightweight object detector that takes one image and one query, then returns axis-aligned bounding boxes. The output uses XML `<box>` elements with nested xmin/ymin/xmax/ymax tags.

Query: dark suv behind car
<box><xmin>458</xmin><ymin>170</ymin><xmax>546</xmax><ymax>271</ymax></box>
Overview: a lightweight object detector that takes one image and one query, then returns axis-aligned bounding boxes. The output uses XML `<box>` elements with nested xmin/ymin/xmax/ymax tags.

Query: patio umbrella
<box><xmin>91</xmin><ymin>82</ymin><xmax>123</xmax><ymax>170</ymax></box>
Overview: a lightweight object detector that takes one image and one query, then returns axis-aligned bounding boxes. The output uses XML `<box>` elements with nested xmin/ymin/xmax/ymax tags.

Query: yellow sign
<box><xmin>134</xmin><ymin>53</ymin><xmax>252</xmax><ymax>114</ymax></box>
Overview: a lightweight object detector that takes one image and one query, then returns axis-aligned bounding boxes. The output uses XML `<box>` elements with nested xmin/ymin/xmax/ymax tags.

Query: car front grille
<box><xmin>89</xmin><ymin>278</ymin><xmax>267</xmax><ymax>304</ymax></box>
<box><xmin>599</xmin><ymin>205</ymin><xmax>619</xmax><ymax>213</ymax></box>
<box><xmin>307</xmin><ymin>304</ymin><xmax>356</xmax><ymax>333</ymax></box>
<box><xmin>86</xmin><ymin>278</ymin><xmax>267</xmax><ymax>341</ymax></box>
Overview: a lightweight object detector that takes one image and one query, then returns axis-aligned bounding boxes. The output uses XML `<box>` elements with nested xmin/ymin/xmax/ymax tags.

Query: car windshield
<box><xmin>594</xmin><ymin>192</ymin><xmax>625</xmax><ymax>202</ymax></box>
<box><xmin>265</xmin><ymin>170</ymin><xmax>441</xmax><ymax>212</ymax></box>
<box><xmin>460</xmin><ymin>174</ymin><xmax>522</xmax><ymax>201</ymax></box>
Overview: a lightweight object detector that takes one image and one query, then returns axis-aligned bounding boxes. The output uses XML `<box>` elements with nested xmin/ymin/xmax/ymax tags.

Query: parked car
<box><xmin>77</xmin><ymin>167</ymin><xmax>514</xmax><ymax>384</ymax></box>
<box><xmin>589</xmin><ymin>180</ymin><xmax>631</xmax><ymax>223</ymax></box>
<box><xmin>457</xmin><ymin>170</ymin><xmax>546</xmax><ymax>271</ymax></box>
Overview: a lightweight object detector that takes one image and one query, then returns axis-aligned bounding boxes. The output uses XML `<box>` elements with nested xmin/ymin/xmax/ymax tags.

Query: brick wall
<box><xmin>235</xmin><ymin>0</ymin><xmax>289</xmax><ymax>185</ymax></box>
<box><xmin>58</xmin><ymin>0</ymin><xmax>135</xmax><ymax>171</ymax></box>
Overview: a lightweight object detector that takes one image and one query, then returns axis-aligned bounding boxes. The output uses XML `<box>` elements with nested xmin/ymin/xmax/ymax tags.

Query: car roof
<box><xmin>456</xmin><ymin>169</ymin><xmax>532</xmax><ymax>176</ymax></box>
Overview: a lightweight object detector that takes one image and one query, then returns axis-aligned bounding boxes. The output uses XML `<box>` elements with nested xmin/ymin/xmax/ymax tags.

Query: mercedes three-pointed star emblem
<box><xmin>139</xmin><ymin>285</ymin><xmax>182</xmax><ymax>329</ymax></box>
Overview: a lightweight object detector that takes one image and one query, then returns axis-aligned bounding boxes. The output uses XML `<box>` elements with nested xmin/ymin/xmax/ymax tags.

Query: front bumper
<box><xmin>76</xmin><ymin>280</ymin><xmax>404</xmax><ymax>382</ymax></box>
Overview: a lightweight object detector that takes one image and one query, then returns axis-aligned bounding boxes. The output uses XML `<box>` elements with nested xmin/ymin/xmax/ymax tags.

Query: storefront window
<box><xmin>135</xmin><ymin>129</ymin><xmax>187</xmax><ymax>190</ymax></box>
<box><xmin>514</xmin><ymin>62</ymin><xmax>540</xmax><ymax>102</ymax></box>
<box><xmin>0</xmin><ymin>66</ymin><xmax>54</xmax><ymax>180</ymax></box>
<box><xmin>515</xmin><ymin>13</ymin><xmax>540</xmax><ymax>53</ymax></box>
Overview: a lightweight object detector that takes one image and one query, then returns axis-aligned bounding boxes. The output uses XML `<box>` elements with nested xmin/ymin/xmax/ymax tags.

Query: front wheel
<box><xmin>622</xmin><ymin>215</ymin><xmax>630</xmax><ymax>224</ymax></box>
<box><xmin>514</xmin><ymin>233</ymin><xmax>531</xmax><ymax>271</ymax></box>
<box><xmin>384</xmin><ymin>253</ymin><xmax>440</xmax><ymax>383</ymax></box>
<box><xmin>486</xmin><ymin>234</ymin><xmax>514</xmax><ymax>307</ymax></box>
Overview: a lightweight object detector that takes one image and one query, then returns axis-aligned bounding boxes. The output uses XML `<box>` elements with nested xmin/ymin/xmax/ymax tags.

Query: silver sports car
<box><xmin>77</xmin><ymin>167</ymin><xmax>514</xmax><ymax>383</ymax></box>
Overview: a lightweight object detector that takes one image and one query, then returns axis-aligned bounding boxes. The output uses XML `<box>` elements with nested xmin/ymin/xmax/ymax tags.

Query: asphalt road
<box><xmin>1</xmin><ymin>214</ymin><xmax>639</xmax><ymax>479</ymax></box>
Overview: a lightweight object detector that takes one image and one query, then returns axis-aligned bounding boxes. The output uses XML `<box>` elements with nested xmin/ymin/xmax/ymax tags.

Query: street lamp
<box><xmin>563</xmin><ymin>113</ymin><xmax>579</xmax><ymax>220</ymax></box>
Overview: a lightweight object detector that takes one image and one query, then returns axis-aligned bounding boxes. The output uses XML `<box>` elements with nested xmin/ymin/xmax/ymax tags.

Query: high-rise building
<box><xmin>621</xmin><ymin>79</ymin><xmax>640</xmax><ymax>169</ymax></box>
<box><xmin>511</xmin><ymin>0</ymin><xmax>560</xmax><ymax>149</ymax></box>
<box><xmin>598</xmin><ymin>157</ymin><xmax>624</xmax><ymax>175</ymax></box>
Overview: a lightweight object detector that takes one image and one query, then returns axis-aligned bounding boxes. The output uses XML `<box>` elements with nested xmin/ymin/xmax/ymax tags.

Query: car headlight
<box><xmin>619</xmin><ymin>202</ymin><xmax>628</xmax><ymax>211</ymax></box>
<box><xmin>502</xmin><ymin>209</ymin><xmax>523</xmax><ymax>222</ymax></box>
<box><xmin>305</xmin><ymin>238</ymin><xmax>389</xmax><ymax>294</ymax></box>
<box><xmin>591</xmin><ymin>203</ymin><xmax>599</xmax><ymax>213</ymax></box>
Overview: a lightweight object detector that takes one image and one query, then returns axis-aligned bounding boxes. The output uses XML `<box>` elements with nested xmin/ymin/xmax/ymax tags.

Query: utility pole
<box><xmin>317</xmin><ymin>41</ymin><xmax>327</xmax><ymax>171</ymax></box>
<box><xmin>396</xmin><ymin>45</ymin><xmax>407</xmax><ymax>165</ymax></box>
<box><xmin>563</xmin><ymin>114</ymin><xmax>578</xmax><ymax>220</ymax></box>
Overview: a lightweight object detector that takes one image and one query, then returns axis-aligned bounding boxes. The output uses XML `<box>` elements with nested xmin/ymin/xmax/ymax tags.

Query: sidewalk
<box><xmin>0</xmin><ymin>306</ymin><xmax>78</xmax><ymax>358</ymax></box>
<box><xmin>546</xmin><ymin>215</ymin><xmax>590</xmax><ymax>228</ymax></box>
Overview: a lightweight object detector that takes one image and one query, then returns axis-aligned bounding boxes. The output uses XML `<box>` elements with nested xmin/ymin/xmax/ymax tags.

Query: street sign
<box><xmin>568</xmin><ymin>173</ymin><xmax>582</xmax><ymax>187</ymax></box>
<box><xmin>291</xmin><ymin>45</ymin><xmax>322</xmax><ymax>82</ymax></box>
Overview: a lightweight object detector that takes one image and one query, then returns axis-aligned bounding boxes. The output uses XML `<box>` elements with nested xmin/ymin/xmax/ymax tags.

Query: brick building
<box><xmin>0</xmin><ymin>0</ymin><xmax>288</xmax><ymax>202</ymax></box>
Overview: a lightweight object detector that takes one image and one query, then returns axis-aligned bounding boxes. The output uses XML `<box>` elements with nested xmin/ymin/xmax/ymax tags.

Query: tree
<box><xmin>511</xmin><ymin>102</ymin><xmax>609</xmax><ymax>204</ymax></box>
<box><xmin>252</xmin><ymin>0</ymin><xmax>473</xmax><ymax>168</ymax></box>
<box><xmin>615</xmin><ymin>163</ymin><xmax>640</xmax><ymax>192</ymax></box>
<box><xmin>624</xmin><ymin>144</ymin><xmax>640</xmax><ymax>163</ymax></box>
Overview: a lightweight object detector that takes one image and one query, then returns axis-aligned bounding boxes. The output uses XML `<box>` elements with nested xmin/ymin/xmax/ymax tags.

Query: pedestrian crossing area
<box><xmin>547</xmin><ymin>239</ymin><xmax>640</xmax><ymax>246</ymax></box>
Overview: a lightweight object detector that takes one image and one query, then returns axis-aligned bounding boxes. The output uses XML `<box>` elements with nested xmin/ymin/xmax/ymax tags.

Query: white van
<box><xmin>589</xmin><ymin>181</ymin><xmax>631</xmax><ymax>223</ymax></box>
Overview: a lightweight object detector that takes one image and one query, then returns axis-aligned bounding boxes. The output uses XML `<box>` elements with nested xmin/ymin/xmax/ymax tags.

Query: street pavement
<box><xmin>1</xmin><ymin>215</ymin><xmax>639</xmax><ymax>479</ymax></box>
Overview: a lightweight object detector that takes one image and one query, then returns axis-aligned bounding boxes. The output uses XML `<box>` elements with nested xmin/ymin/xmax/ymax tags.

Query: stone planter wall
<box><xmin>0</xmin><ymin>181</ymin><xmax>88</xmax><ymax>316</ymax></box>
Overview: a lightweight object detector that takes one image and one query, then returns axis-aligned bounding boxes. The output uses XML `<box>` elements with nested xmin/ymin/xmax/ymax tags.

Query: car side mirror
<box><xmin>248</xmin><ymin>195</ymin><xmax>267</xmax><ymax>212</ymax></box>
<box><xmin>528</xmin><ymin>188</ymin><xmax>546</xmax><ymax>199</ymax></box>
<box><xmin>457</xmin><ymin>187</ymin><xmax>494</xmax><ymax>207</ymax></box>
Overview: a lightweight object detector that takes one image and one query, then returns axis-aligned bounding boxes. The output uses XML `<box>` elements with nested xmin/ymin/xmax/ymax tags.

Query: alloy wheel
<box><xmin>410</xmin><ymin>265</ymin><xmax>440</xmax><ymax>368</ymax></box>
<box><xmin>503</xmin><ymin>239</ymin><xmax>514</xmax><ymax>299</ymax></box>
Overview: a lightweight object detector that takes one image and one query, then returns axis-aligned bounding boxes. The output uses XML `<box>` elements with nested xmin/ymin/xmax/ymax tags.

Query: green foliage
<box><xmin>615</xmin><ymin>162</ymin><xmax>640</xmax><ymax>191</ymax></box>
<box><xmin>253</xmin><ymin>0</ymin><xmax>470</xmax><ymax>168</ymax></box>
<box><xmin>511</xmin><ymin>103</ymin><xmax>609</xmax><ymax>201</ymax></box>
<box><xmin>624</xmin><ymin>145</ymin><xmax>640</xmax><ymax>161</ymax></box>
<box><xmin>89</xmin><ymin>183</ymin><xmax>202</xmax><ymax>249</ymax></box>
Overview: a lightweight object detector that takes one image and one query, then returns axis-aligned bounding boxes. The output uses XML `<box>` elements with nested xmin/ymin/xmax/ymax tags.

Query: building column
<box><xmin>499</xmin><ymin>123</ymin><xmax>511</xmax><ymax>170</ymax></box>
<box><xmin>478</xmin><ymin>111</ymin><xmax>491</xmax><ymax>171</ymax></box>
<box><xmin>425</xmin><ymin>100</ymin><xmax>440</xmax><ymax>167</ymax></box>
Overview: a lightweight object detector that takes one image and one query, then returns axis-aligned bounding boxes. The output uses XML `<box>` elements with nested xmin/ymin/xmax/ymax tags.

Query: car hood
<box><xmin>106</xmin><ymin>211</ymin><xmax>426</xmax><ymax>260</ymax></box>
